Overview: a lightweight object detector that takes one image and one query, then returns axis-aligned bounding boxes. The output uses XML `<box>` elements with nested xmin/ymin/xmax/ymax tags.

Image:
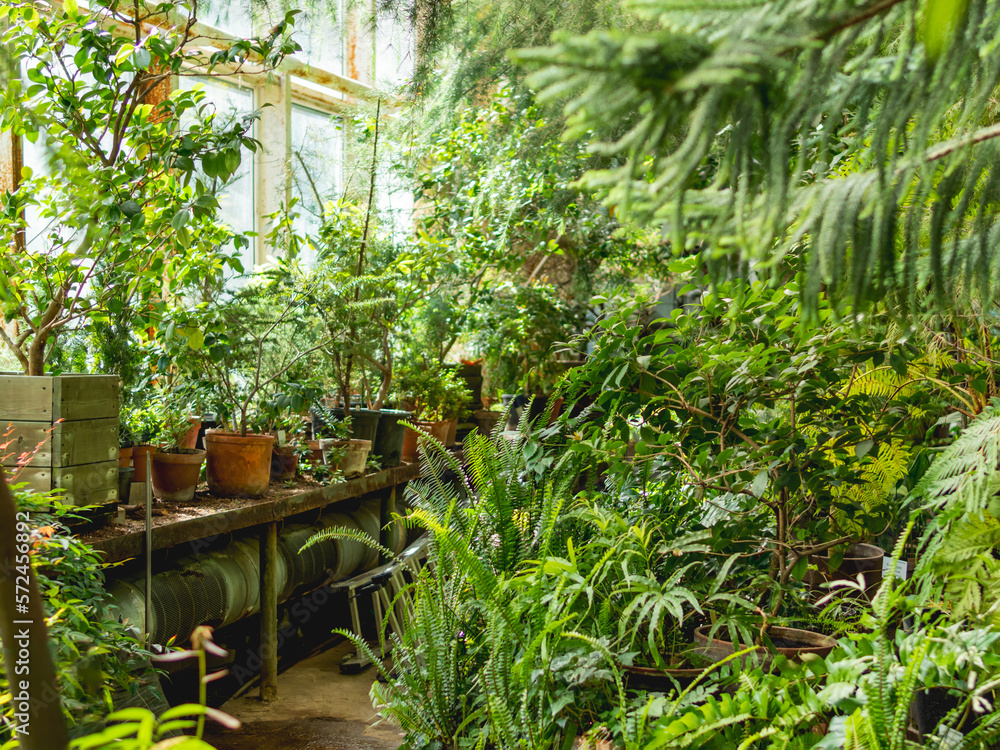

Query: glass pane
<box><xmin>375</xmin><ymin>11</ymin><xmax>415</xmax><ymax>88</ymax></box>
<box><xmin>294</xmin><ymin>0</ymin><xmax>344</xmax><ymax>74</ymax></box>
<box><xmin>178</xmin><ymin>76</ymin><xmax>256</xmax><ymax>276</ymax></box>
<box><xmin>290</xmin><ymin>103</ymin><xmax>343</xmax><ymax>265</ymax></box>
<box><xmin>194</xmin><ymin>0</ymin><xmax>254</xmax><ymax>38</ymax></box>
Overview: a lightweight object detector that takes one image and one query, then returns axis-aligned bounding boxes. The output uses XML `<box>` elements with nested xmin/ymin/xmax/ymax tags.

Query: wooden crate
<box><xmin>13</xmin><ymin>461</ymin><xmax>119</xmax><ymax>506</ymax></box>
<box><xmin>0</xmin><ymin>374</ymin><xmax>120</xmax><ymax>506</ymax></box>
<box><xmin>1</xmin><ymin>418</ymin><xmax>119</xmax><ymax>468</ymax></box>
<box><xmin>0</xmin><ymin>373</ymin><xmax>118</xmax><ymax>421</ymax></box>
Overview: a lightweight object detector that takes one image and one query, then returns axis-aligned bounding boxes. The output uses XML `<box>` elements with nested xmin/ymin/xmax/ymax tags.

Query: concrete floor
<box><xmin>205</xmin><ymin>641</ymin><xmax>403</xmax><ymax>750</ymax></box>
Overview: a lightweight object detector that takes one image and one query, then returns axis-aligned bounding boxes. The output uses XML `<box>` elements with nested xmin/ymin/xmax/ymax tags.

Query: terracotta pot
<box><xmin>444</xmin><ymin>417</ymin><xmax>459</xmax><ymax>447</ymax></box>
<box><xmin>151</xmin><ymin>449</ymin><xmax>206</xmax><ymax>502</ymax></box>
<box><xmin>330</xmin><ymin>439</ymin><xmax>371</xmax><ymax>478</ymax></box>
<box><xmin>271</xmin><ymin>445</ymin><xmax>299</xmax><ymax>482</ymax></box>
<box><xmin>474</xmin><ymin>410</ymin><xmax>501</xmax><ymax>436</ymax></box>
<box><xmin>132</xmin><ymin>444</ymin><xmax>156</xmax><ymax>475</ymax></box>
<box><xmin>119</xmin><ymin>446</ymin><xmax>135</xmax><ymax>469</ymax></box>
<box><xmin>401</xmin><ymin>420</ymin><xmax>450</xmax><ymax>462</ymax></box>
<box><xmin>180</xmin><ymin>417</ymin><xmax>201</xmax><ymax>450</ymax></box>
<box><xmin>694</xmin><ymin>625</ymin><xmax>836</xmax><ymax>670</ymax></box>
<box><xmin>306</xmin><ymin>440</ymin><xmax>325</xmax><ymax>464</ymax></box>
<box><xmin>204</xmin><ymin>431</ymin><xmax>275</xmax><ymax>498</ymax></box>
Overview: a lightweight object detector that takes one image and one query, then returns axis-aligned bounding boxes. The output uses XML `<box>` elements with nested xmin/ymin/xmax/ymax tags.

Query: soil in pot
<box><xmin>372</xmin><ymin>410</ymin><xmax>411</xmax><ymax>468</ymax></box>
<box><xmin>694</xmin><ymin>625</ymin><xmax>836</xmax><ymax>670</ymax></box>
<box><xmin>204</xmin><ymin>432</ymin><xmax>274</xmax><ymax>498</ymax></box>
<box><xmin>151</xmin><ymin>449</ymin><xmax>206</xmax><ymax>502</ymax></box>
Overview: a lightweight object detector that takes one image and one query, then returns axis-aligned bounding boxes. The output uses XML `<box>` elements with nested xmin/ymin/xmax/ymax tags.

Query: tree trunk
<box><xmin>0</xmin><ymin>470</ymin><xmax>69</xmax><ymax>750</ymax></box>
<box><xmin>26</xmin><ymin>338</ymin><xmax>45</xmax><ymax>377</ymax></box>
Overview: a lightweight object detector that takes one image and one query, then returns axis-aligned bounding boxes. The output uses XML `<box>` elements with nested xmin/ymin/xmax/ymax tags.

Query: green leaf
<box><xmin>855</xmin><ymin>439</ymin><xmax>874</xmax><ymax>460</ymax></box>
<box><xmin>186</xmin><ymin>330</ymin><xmax>205</xmax><ymax>349</ymax></box>
<box><xmin>923</xmin><ymin>0</ymin><xmax>970</xmax><ymax>61</ymax></box>
<box><xmin>170</xmin><ymin>208</ymin><xmax>191</xmax><ymax>230</ymax></box>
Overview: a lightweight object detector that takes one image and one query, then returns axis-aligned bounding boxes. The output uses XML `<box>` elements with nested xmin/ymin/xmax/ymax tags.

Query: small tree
<box><xmin>0</xmin><ymin>1</ymin><xmax>299</xmax><ymax>375</ymax></box>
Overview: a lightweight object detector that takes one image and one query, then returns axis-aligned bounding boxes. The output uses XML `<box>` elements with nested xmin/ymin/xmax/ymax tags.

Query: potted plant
<box><xmin>159</xmin><ymin>270</ymin><xmax>334</xmax><ymax>498</ymax></box>
<box><xmin>150</xmin><ymin>398</ymin><xmax>207</xmax><ymax>503</ymax></box>
<box><xmin>561</xmin><ymin>273</ymin><xmax>943</xmax><ymax>655</ymax></box>
<box><xmin>127</xmin><ymin>405</ymin><xmax>161</xmax><ymax>477</ymax></box>
<box><xmin>392</xmin><ymin>363</ymin><xmax>458</xmax><ymax>461</ymax></box>
<box><xmin>257</xmin><ymin>387</ymin><xmax>316</xmax><ymax>483</ymax></box>
<box><xmin>312</xmin><ymin>403</ymin><xmax>371</xmax><ymax>479</ymax></box>
<box><xmin>425</xmin><ymin>367</ymin><xmax>473</xmax><ymax>447</ymax></box>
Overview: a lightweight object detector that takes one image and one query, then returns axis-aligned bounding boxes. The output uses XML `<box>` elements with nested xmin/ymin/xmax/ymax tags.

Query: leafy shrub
<box><xmin>0</xmin><ymin>490</ymin><xmax>158</xmax><ymax>741</ymax></box>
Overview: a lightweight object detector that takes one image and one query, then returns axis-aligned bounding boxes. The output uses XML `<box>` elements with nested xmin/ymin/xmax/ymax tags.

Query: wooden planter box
<box><xmin>0</xmin><ymin>374</ymin><xmax>119</xmax><ymax>506</ymax></box>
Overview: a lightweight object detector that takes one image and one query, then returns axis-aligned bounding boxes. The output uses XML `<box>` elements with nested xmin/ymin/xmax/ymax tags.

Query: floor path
<box><xmin>206</xmin><ymin>640</ymin><xmax>402</xmax><ymax>750</ymax></box>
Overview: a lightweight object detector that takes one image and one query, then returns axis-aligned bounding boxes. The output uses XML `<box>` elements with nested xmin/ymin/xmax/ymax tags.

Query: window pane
<box><xmin>294</xmin><ymin>0</ymin><xmax>344</xmax><ymax>74</ymax></box>
<box><xmin>178</xmin><ymin>76</ymin><xmax>256</xmax><ymax>276</ymax></box>
<box><xmin>375</xmin><ymin>11</ymin><xmax>415</xmax><ymax>88</ymax></box>
<box><xmin>194</xmin><ymin>0</ymin><xmax>253</xmax><ymax>38</ymax></box>
<box><xmin>290</xmin><ymin>104</ymin><xmax>343</xmax><ymax>265</ymax></box>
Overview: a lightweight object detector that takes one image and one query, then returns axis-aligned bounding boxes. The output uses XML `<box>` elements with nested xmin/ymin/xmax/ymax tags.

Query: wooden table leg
<box><xmin>260</xmin><ymin>522</ymin><xmax>278</xmax><ymax>702</ymax></box>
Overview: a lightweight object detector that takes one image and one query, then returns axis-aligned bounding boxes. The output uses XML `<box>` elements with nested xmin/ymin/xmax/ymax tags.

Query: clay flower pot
<box><xmin>204</xmin><ymin>431</ymin><xmax>275</xmax><ymax>498</ymax></box>
<box><xmin>119</xmin><ymin>445</ymin><xmax>135</xmax><ymax>469</ymax></box>
<box><xmin>400</xmin><ymin>420</ymin><xmax>450</xmax><ymax>462</ymax></box>
<box><xmin>271</xmin><ymin>444</ymin><xmax>299</xmax><ymax>482</ymax></box>
<box><xmin>151</xmin><ymin>449</ymin><xmax>206</xmax><ymax>502</ymax></box>
<box><xmin>333</xmin><ymin>439</ymin><xmax>371</xmax><ymax>478</ymax></box>
<box><xmin>474</xmin><ymin>410</ymin><xmax>501</xmax><ymax>436</ymax></box>
<box><xmin>180</xmin><ymin>417</ymin><xmax>201</xmax><ymax>450</ymax></box>
<box><xmin>808</xmin><ymin>543</ymin><xmax>885</xmax><ymax>600</ymax></box>
<box><xmin>444</xmin><ymin>417</ymin><xmax>459</xmax><ymax>447</ymax></box>
<box><xmin>694</xmin><ymin>625</ymin><xmax>836</xmax><ymax>670</ymax></box>
<box><xmin>132</xmin><ymin>444</ymin><xmax>157</xmax><ymax>474</ymax></box>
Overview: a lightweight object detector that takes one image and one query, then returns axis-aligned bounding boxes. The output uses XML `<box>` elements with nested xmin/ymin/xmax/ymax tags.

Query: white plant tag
<box><xmin>936</xmin><ymin>725</ymin><xmax>963</xmax><ymax>750</ymax></box>
<box><xmin>277</xmin><ymin>429</ymin><xmax>287</xmax><ymax>446</ymax></box>
<box><xmin>882</xmin><ymin>557</ymin><xmax>908</xmax><ymax>579</ymax></box>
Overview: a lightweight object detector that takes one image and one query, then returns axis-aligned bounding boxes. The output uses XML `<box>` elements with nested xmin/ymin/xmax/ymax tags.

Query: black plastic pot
<box><xmin>314</xmin><ymin>407</ymin><xmax>381</xmax><ymax>443</ymax></box>
<box><xmin>912</xmin><ymin>686</ymin><xmax>978</xmax><ymax>739</ymax></box>
<box><xmin>373</xmin><ymin>409</ymin><xmax>412</xmax><ymax>468</ymax></box>
<box><xmin>117</xmin><ymin>466</ymin><xmax>134</xmax><ymax>504</ymax></box>
<box><xmin>195</xmin><ymin>415</ymin><xmax>217</xmax><ymax>451</ymax></box>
